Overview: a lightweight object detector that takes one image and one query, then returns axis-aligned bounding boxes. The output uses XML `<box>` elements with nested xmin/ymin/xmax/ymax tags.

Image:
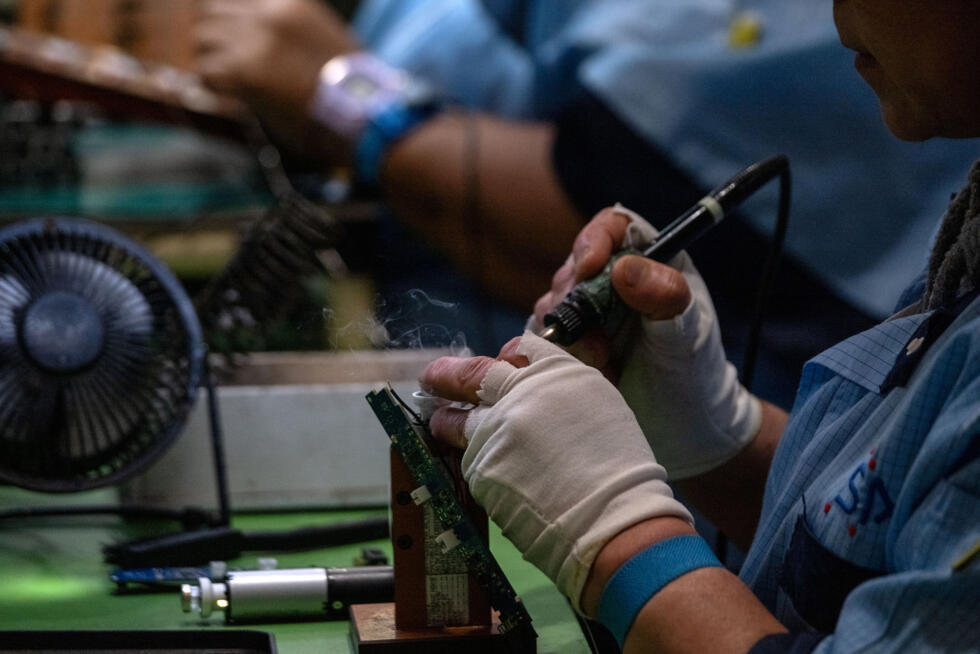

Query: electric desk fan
<box><xmin>0</xmin><ymin>216</ymin><xmax>205</xmax><ymax>493</ymax></box>
<box><xmin>0</xmin><ymin>216</ymin><xmax>387</xmax><ymax>566</ymax></box>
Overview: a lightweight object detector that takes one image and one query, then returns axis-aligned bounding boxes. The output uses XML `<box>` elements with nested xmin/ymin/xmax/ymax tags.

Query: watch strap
<box><xmin>354</xmin><ymin>100</ymin><xmax>443</xmax><ymax>185</ymax></box>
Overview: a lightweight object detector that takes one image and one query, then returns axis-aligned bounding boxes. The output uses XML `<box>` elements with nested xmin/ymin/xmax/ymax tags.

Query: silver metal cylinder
<box><xmin>224</xmin><ymin>568</ymin><xmax>328</xmax><ymax>621</ymax></box>
<box><xmin>180</xmin><ymin>565</ymin><xmax>394</xmax><ymax>622</ymax></box>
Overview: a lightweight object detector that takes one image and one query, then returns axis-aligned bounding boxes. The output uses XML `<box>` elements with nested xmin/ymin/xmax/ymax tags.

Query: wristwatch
<box><xmin>310</xmin><ymin>52</ymin><xmax>434</xmax><ymax>138</ymax></box>
<box><xmin>310</xmin><ymin>52</ymin><xmax>442</xmax><ymax>184</ymax></box>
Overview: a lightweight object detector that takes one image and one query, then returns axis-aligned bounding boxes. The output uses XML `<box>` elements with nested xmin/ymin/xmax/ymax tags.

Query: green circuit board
<box><xmin>366</xmin><ymin>385</ymin><xmax>536</xmax><ymax>647</ymax></box>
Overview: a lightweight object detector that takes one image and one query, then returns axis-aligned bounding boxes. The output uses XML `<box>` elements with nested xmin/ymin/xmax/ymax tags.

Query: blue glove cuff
<box><xmin>354</xmin><ymin>101</ymin><xmax>443</xmax><ymax>186</ymax></box>
<box><xmin>597</xmin><ymin>534</ymin><xmax>722</xmax><ymax>647</ymax></box>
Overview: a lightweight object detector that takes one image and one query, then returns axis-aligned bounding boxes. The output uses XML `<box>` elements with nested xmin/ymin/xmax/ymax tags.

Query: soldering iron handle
<box><xmin>707</xmin><ymin>154</ymin><xmax>789</xmax><ymax>212</ymax></box>
<box><xmin>540</xmin><ymin>200</ymin><xmax>710</xmax><ymax>347</ymax></box>
<box><xmin>541</xmin><ymin>250</ymin><xmax>637</xmax><ymax>346</ymax></box>
<box><xmin>540</xmin><ymin>155</ymin><xmax>789</xmax><ymax>346</ymax></box>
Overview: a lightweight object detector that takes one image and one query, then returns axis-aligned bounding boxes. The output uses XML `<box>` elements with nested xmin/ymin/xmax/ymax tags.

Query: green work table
<box><xmin>0</xmin><ymin>491</ymin><xmax>591</xmax><ymax>653</ymax></box>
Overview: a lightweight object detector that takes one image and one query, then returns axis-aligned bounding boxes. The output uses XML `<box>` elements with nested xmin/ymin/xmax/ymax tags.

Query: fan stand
<box><xmin>203</xmin><ymin>357</ymin><xmax>232</xmax><ymax>528</ymax></box>
<box><xmin>99</xmin><ymin>353</ymin><xmax>240</xmax><ymax>567</ymax></box>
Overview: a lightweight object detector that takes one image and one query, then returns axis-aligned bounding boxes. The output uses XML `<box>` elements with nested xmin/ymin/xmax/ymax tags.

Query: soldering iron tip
<box><xmin>538</xmin><ymin>325</ymin><xmax>559</xmax><ymax>342</ymax></box>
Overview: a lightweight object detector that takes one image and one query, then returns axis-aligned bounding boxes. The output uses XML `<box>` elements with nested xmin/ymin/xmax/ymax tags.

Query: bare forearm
<box><xmin>580</xmin><ymin>517</ymin><xmax>786</xmax><ymax>653</ymax></box>
<box><xmin>675</xmin><ymin>400</ymin><xmax>788</xmax><ymax>551</ymax></box>
<box><xmin>380</xmin><ymin>111</ymin><xmax>586</xmax><ymax>310</ymax></box>
<box><xmin>626</xmin><ymin>555</ymin><xmax>786</xmax><ymax>653</ymax></box>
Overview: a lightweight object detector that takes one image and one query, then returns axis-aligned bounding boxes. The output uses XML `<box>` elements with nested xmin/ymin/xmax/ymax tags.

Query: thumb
<box><xmin>611</xmin><ymin>255</ymin><xmax>691</xmax><ymax>321</ymax></box>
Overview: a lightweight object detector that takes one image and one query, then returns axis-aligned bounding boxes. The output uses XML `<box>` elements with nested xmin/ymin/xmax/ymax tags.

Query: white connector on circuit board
<box><xmin>435</xmin><ymin>528</ymin><xmax>461</xmax><ymax>552</ymax></box>
<box><xmin>410</xmin><ymin>485</ymin><xmax>432</xmax><ymax>505</ymax></box>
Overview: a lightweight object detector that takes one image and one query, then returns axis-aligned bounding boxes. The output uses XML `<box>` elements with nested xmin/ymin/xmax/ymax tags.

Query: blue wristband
<box><xmin>354</xmin><ymin>101</ymin><xmax>443</xmax><ymax>186</ymax></box>
<box><xmin>597</xmin><ymin>535</ymin><xmax>722</xmax><ymax>647</ymax></box>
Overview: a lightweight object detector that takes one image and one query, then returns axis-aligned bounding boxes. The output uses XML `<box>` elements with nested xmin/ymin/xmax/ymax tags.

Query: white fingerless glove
<box><xmin>614</xmin><ymin>207</ymin><xmax>762</xmax><ymax>479</ymax></box>
<box><xmin>461</xmin><ymin>331</ymin><xmax>693</xmax><ymax>612</ymax></box>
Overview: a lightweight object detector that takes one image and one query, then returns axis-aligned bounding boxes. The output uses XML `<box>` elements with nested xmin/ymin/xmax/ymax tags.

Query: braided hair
<box><xmin>924</xmin><ymin>159</ymin><xmax>980</xmax><ymax>310</ymax></box>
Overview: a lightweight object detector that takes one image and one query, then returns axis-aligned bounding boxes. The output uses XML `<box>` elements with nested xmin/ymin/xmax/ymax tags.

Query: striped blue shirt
<box><xmin>741</xmin><ymin>291</ymin><xmax>980</xmax><ymax>652</ymax></box>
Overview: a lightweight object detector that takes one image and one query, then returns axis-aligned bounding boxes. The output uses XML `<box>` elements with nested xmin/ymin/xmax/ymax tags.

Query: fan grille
<box><xmin>0</xmin><ymin>218</ymin><xmax>203</xmax><ymax>492</ymax></box>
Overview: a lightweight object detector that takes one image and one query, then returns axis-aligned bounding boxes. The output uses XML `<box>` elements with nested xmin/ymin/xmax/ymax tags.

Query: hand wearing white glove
<box><xmin>420</xmin><ymin>332</ymin><xmax>694</xmax><ymax>613</ymax></box>
<box><xmin>532</xmin><ymin>205</ymin><xmax>762</xmax><ymax>480</ymax></box>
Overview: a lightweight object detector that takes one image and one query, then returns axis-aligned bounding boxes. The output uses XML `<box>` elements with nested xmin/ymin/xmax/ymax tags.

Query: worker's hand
<box><xmin>420</xmin><ymin>332</ymin><xmax>693</xmax><ymax>612</ymax></box>
<box><xmin>532</xmin><ymin>205</ymin><xmax>693</xmax><ymax>376</ymax></box>
<box><xmin>532</xmin><ymin>205</ymin><xmax>762</xmax><ymax>479</ymax></box>
<box><xmin>195</xmin><ymin>0</ymin><xmax>359</xmax><ymax>157</ymax></box>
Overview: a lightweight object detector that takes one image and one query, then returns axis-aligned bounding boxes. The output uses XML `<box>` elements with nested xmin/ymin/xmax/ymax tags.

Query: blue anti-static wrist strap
<box><xmin>598</xmin><ymin>535</ymin><xmax>722</xmax><ymax>647</ymax></box>
<box><xmin>354</xmin><ymin>101</ymin><xmax>442</xmax><ymax>186</ymax></box>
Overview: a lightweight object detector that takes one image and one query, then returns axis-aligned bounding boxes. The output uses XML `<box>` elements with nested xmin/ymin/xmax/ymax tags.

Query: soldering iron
<box><xmin>539</xmin><ymin>154</ymin><xmax>791</xmax><ymax>348</ymax></box>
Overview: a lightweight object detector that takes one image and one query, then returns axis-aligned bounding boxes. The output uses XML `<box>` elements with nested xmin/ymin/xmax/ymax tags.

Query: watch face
<box><xmin>342</xmin><ymin>73</ymin><xmax>381</xmax><ymax>100</ymax></box>
<box><xmin>314</xmin><ymin>53</ymin><xmax>430</xmax><ymax>138</ymax></box>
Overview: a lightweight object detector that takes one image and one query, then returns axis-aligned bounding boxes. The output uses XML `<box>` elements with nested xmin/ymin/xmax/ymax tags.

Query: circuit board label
<box><xmin>423</xmin><ymin>503</ymin><xmax>470</xmax><ymax>625</ymax></box>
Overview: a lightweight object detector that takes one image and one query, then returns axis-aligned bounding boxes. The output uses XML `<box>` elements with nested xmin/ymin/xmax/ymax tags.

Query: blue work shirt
<box><xmin>353</xmin><ymin>0</ymin><xmax>978</xmax><ymax>319</ymax></box>
<box><xmin>741</xmin><ymin>286</ymin><xmax>980</xmax><ymax>651</ymax></box>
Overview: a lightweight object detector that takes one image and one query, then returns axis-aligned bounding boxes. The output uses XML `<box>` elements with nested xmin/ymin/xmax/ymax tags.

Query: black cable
<box><xmin>241</xmin><ymin>518</ymin><xmax>390</xmax><ymax>551</ymax></box>
<box><xmin>102</xmin><ymin>517</ymin><xmax>390</xmax><ymax>568</ymax></box>
<box><xmin>0</xmin><ymin>505</ymin><xmax>218</xmax><ymax>529</ymax></box>
<box><xmin>715</xmin><ymin>157</ymin><xmax>791</xmax><ymax>570</ymax></box>
<box><xmin>739</xmin><ymin>160</ymin><xmax>792</xmax><ymax>392</ymax></box>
